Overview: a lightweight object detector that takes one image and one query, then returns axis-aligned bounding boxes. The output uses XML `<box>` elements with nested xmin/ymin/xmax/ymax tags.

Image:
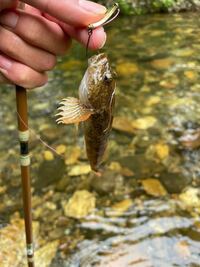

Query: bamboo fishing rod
<box><xmin>16</xmin><ymin>86</ymin><xmax>35</xmax><ymax>267</ymax></box>
<box><xmin>16</xmin><ymin>3</ymin><xmax>35</xmax><ymax>267</ymax></box>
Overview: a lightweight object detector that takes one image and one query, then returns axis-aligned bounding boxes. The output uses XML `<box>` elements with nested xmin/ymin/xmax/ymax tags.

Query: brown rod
<box><xmin>16</xmin><ymin>85</ymin><xmax>35</xmax><ymax>267</ymax></box>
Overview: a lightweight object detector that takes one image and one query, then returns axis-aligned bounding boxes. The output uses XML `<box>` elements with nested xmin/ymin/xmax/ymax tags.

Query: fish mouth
<box><xmin>88</xmin><ymin>53</ymin><xmax>108</xmax><ymax>66</ymax></box>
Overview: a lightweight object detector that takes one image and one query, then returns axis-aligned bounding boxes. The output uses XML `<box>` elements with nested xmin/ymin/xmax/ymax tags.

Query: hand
<box><xmin>0</xmin><ymin>0</ymin><xmax>107</xmax><ymax>88</ymax></box>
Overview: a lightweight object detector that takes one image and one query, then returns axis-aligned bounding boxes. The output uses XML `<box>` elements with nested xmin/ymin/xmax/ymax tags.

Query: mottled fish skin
<box><xmin>80</xmin><ymin>53</ymin><xmax>116</xmax><ymax>171</ymax></box>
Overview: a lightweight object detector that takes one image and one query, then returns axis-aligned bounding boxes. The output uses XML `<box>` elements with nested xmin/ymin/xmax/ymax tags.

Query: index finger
<box><xmin>21</xmin><ymin>0</ymin><xmax>107</xmax><ymax>27</ymax></box>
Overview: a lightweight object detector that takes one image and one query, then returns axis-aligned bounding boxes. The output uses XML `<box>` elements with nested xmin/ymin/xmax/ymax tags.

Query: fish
<box><xmin>56</xmin><ymin>53</ymin><xmax>116</xmax><ymax>172</ymax></box>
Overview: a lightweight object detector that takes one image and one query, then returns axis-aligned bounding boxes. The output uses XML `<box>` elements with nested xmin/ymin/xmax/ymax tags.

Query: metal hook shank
<box><xmin>88</xmin><ymin>3</ymin><xmax>120</xmax><ymax>31</ymax></box>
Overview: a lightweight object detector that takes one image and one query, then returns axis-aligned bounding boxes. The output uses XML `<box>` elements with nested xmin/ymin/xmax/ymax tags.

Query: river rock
<box><xmin>146</xmin><ymin>143</ymin><xmax>170</xmax><ymax>161</ymax></box>
<box><xmin>141</xmin><ymin>178</ymin><xmax>167</xmax><ymax>197</ymax></box>
<box><xmin>91</xmin><ymin>170</ymin><xmax>124</xmax><ymax>194</ymax></box>
<box><xmin>116</xmin><ymin>62</ymin><xmax>139</xmax><ymax>77</ymax></box>
<box><xmin>43</xmin><ymin>150</ymin><xmax>54</xmax><ymax>161</ymax></box>
<box><xmin>106</xmin><ymin>199</ymin><xmax>133</xmax><ymax>217</ymax></box>
<box><xmin>113</xmin><ymin>116</ymin><xmax>136</xmax><ymax>134</ymax></box>
<box><xmin>151</xmin><ymin>58</ymin><xmax>174</xmax><ymax>69</ymax></box>
<box><xmin>63</xmin><ymin>190</ymin><xmax>96</xmax><ymax>219</ymax></box>
<box><xmin>36</xmin><ymin>158</ymin><xmax>66</xmax><ymax>189</ymax></box>
<box><xmin>145</xmin><ymin>96</ymin><xmax>161</xmax><ymax>106</ymax></box>
<box><xmin>56</xmin><ymin>144</ymin><xmax>67</xmax><ymax>155</ymax></box>
<box><xmin>179</xmin><ymin>187</ymin><xmax>200</xmax><ymax>208</ymax></box>
<box><xmin>119</xmin><ymin>155</ymin><xmax>164</xmax><ymax>178</ymax></box>
<box><xmin>132</xmin><ymin>116</ymin><xmax>157</xmax><ymax>130</ymax></box>
<box><xmin>68</xmin><ymin>165</ymin><xmax>91</xmax><ymax>176</ymax></box>
<box><xmin>64</xmin><ymin>146</ymin><xmax>81</xmax><ymax>165</ymax></box>
<box><xmin>31</xmin><ymin>240</ymin><xmax>59</xmax><ymax>267</ymax></box>
<box><xmin>159</xmin><ymin>172</ymin><xmax>191</xmax><ymax>194</ymax></box>
<box><xmin>0</xmin><ymin>217</ymin><xmax>39</xmax><ymax>267</ymax></box>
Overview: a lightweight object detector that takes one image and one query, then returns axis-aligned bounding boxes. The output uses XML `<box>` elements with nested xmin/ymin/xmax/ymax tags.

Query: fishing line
<box><xmin>86</xmin><ymin>29</ymin><xmax>93</xmax><ymax>57</ymax></box>
<box><xmin>16</xmin><ymin>111</ymin><xmax>65</xmax><ymax>159</ymax></box>
<box><xmin>86</xmin><ymin>3</ymin><xmax>120</xmax><ymax>57</ymax></box>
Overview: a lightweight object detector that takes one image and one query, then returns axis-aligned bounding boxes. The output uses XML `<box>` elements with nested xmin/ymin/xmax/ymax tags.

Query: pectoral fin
<box><xmin>56</xmin><ymin>97</ymin><xmax>93</xmax><ymax>124</ymax></box>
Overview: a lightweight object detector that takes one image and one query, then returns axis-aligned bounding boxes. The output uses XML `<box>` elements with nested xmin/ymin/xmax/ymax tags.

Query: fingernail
<box><xmin>0</xmin><ymin>11</ymin><xmax>19</xmax><ymax>28</ymax></box>
<box><xmin>99</xmin><ymin>32</ymin><xmax>107</xmax><ymax>49</ymax></box>
<box><xmin>0</xmin><ymin>55</ymin><xmax>12</xmax><ymax>70</ymax></box>
<box><xmin>79</xmin><ymin>0</ymin><xmax>107</xmax><ymax>14</ymax></box>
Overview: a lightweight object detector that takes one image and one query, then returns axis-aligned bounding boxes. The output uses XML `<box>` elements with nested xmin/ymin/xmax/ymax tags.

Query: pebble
<box><xmin>64</xmin><ymin>146</ymin><xmax>81</xmax><ymax>165</ymax></box>
<box><xmin>113</xmin><ymin>116</ymin><xmax>136</xmax><ymax>134</ymax></box>
<box><xmin>43</xmin><ymin>150</ymin><xmax>54</xmax><ymax>161</ymax></box>
<box><xmin>184</xmin><ymin>70</ymin><xmax>197</xmax><ymax>81</ymax></box>
<box><xmin>56</xmin><ymin>144</ymin><xmax>67</xmax><ymax>155</ymax></box>
<box><xmin>179</xmin><ymin>187</ymin><xmax>200</xmax><ymax>208</ymax></box>
<box><xmin>145</xmin><ymin>96</ymin><xmax>161</xmax><ymax>106</ymax></box>
<box><xmin>151</xmin><ymin>58</ymin><xmax>174</xmax><ymax>69</ymax></box>
<box><xmin>107</xmin><ymin>199</ymin><xmax>133</xmax><ymax>217</ymax></box>
<box><xmin>116</xmin><ymin>62</ymin><xmax>139</xmax><ymax>76</ymax></box>
<box><xmin>0</xmin><ymin>218</ymin><xmax>39</xmax><ymax>267</ymax></box>
<box><xmin>159</xmin><ymin>172</ymin><xmax>191</xmax><ymax>194</ymax></box>
<box><xmin>0</xmin><ymin>185</ymin><xmax>7</xmax><ymax>194</ymax></box>
<box><xmin>30</xmin><ymin>240</ymin><xmax>59</xmax><ymax>267</ymax></box>
<box><xmin>91</xmin><ymin>170</ymin><xmax>124</xmax><ymax>195</ymax></box>
<box><xmin>68</xmin><ymin>165</ymin><xmax>91</xmax><ymax>176</ymax></box>
<box><xmin>141</xmin><ymin>178</ymin><xmax>167</xmax><ymax>197</ymax></box>
<box><xmin>63</xmin><ymin>190</ymin><xmax>96</xmax><ymax>219</ymax></box>
<box><xmin>132</xmin><ymin>116</ymin><xmax>157</xmax><ymax>130</ymax></box>
<box><xmin>147</xmin><ymin>143</ymin><xmax>170</xmax><ymax>161</ymax></box>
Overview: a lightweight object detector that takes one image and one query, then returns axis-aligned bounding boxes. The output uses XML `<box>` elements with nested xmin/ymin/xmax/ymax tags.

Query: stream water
<box><xmin>0</xmin><ymin>13</ymin><xmax>200</xmax><ymax>267</ymax></box>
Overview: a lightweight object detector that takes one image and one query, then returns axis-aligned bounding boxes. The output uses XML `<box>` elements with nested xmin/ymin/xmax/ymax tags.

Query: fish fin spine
<box><xmin>56</xmin><ymin>97</ymin><xmax>94</xmax><ymax>124</ymax></box>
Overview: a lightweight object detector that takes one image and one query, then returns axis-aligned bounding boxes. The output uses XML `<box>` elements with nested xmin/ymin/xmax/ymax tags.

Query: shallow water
<box><xmin>1</xmin><ymin>13</ymin><xmax>200</xmax><ymax>267</ymax></box>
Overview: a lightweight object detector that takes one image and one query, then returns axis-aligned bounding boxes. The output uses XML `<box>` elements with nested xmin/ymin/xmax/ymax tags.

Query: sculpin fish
<box><xmin>56</xmin><ymin>53</ymin><xmax>116</xmax><ymax>172</ymax></box>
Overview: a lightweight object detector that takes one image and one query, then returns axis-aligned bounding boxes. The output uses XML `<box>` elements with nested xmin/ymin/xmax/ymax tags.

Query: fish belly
<box><xmin>84</xmin><ymin>111</ymin><xmax>111</xmax><ymax>171</ymax></box>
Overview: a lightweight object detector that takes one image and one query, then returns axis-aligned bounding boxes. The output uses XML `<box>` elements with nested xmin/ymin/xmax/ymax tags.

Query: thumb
<box><xmin>22</xmin><ymin>0</ymin><xmax>107</xmax><ymax>27</ymax></box>
<box><xmin>0</xmin><ymin>0</ymin><xmax>18</xmax><ymax>11</ymax></box>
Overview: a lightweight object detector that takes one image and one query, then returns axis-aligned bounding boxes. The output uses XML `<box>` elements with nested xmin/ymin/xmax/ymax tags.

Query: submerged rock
<box><xmin>113</xmin><ymin>116</ymin><xmax>136</xmax><ymax>134</ymax></box>
<box><xmin>55</xmin><ymin>144</ymin><xmax>67</xmax><ymax>155</ymax></box>
<box><xmin>119</xmin><ymin>155</ymin><xmax>164</xmax><ymax>178</ymax></box>
<box><xmin>116</xmin><ymin>62</ymin><xmax>139</xmax><ymax>77</ymax></box>
<box><xmin>68</xmin><ymin>165</ymin><xmax>91</xmax><ymax>176</ymax></box>
<box><xmin>151</xmin><ymin>58</ymin><xmax>174</xmax><ymax>69</ymax></box>
<box><xmin>64</xmin><ymin>146</ymin><xmax>81</xmax><ymax>165</ymax></box>
<box><xmin>179</xmin><ymin>187</ymin><xmax>200</xmax><ymax>208</ymax></box>
<box><xmin>146</xmin><ymin>143</ymin><xmax>170</xmax><ymax>161</ymax></box>
<box><xmin>36</xmin><ymin>158</ymin><xmax>66</xmax><ymax>189</ymax></box>
<box><xmin>43</xmin><ymin>150</ymin><xmax>54</xmax><ymax>161</ymax></box>
<box><xmin>107</xmin><ymin>199</ymin><xmax>133</xmax><ymax>217</ymax></box>
<box><xmin>145</xmin><ymin>96</ymin><xmax>161</xmax><ymax>106</ymax></box>
<box><xmin>91</xmin><ymin>170</ymin><xmax>124</xmax><ymax>195</ymax></box>
<box><xmin>31</xmin><ymin>240</ymin><xmax>59</xmax><ymax>267</ymax></box>
<box><xmin>141</xmin><ymin>178</ymin><xmax>167</xmax><ymax>197</ymax></box>
<box><xmin>159</xmin><ymin>172</ymin><xmax>191</xmax><ymax>194</ymax></box>
<box><xmin>63</xmin><ymin>190</ymin><xmax>96</xmax><ymax>219</ymax></box>
<box><xmin>0</xmin><ymin>217</ymin><xmax>39</xmax><ymax>267</ymax></box>
<box><xmin>132</xmin><ymin>116</ymin><xmax>157</xmax><ymax>130</ymax></box>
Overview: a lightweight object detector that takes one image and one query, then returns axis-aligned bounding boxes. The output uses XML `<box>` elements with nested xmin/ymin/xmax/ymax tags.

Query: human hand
<box><xmin>0</xmin><ymin>0</ymin><xmax>107</xmax><ymax>88</ymax></box>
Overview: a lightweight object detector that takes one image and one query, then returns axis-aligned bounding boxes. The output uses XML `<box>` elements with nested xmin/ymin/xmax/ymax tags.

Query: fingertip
<box><xmin>78</xmin><ymin>27</ymin><xmax>107</xmax><ymax>50</ymax></box>
<box><xmin>89</xmin><ymin>27</ymin><xmax>107</xmax><ymax>50</ymax></box>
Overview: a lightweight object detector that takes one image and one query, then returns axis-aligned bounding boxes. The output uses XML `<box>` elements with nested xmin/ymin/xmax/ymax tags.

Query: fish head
<box><xmin>79</xmin><ymin>53</ymin><xmax>116</xmax><ymax>111</ymax></box>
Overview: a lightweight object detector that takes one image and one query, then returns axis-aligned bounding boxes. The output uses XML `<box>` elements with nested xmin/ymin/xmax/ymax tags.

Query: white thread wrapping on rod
<box><xmin>20</xmin><ymin>155</ymin><xmax>30</xmax><ymax>166</ymax></box>
<box><xmin>27</xmin><ymin>243</ymin><xmax>34</xmax><ymax>256</ymax></box>
<box><xmin>19</xmin><ymin>130</ymin><xmax>29</xmax><ymax>142</ymax></box>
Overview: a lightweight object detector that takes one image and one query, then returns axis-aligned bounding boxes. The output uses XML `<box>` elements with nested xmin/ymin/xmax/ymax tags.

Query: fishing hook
<box><xmin>86</xmin><ymin>3</ymin><xmax>120</xmax><ymax>56</ymax></box>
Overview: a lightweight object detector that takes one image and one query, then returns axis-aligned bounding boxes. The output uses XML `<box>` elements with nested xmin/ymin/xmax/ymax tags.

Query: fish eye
<box><xmin>104</xmin><ymin>74</ymin><xmax>113</xmax><ymax>82</ymax></box>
